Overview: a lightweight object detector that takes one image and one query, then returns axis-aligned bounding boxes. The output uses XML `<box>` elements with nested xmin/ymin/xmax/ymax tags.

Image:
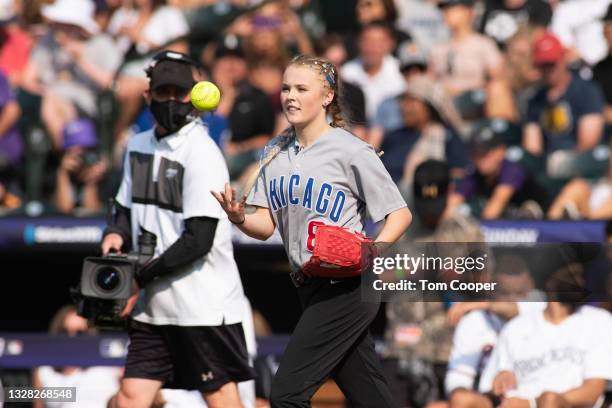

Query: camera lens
<box><xmin>95</xmin><ymin>267</ymin><xmax>121</xmax><ymax>292</ymax></box>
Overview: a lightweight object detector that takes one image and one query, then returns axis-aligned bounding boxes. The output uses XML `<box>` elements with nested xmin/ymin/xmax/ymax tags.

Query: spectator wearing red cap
<box><xmin>523</xmin><ymin>32</ymin><xmax>605</xmax><ymax>175</ymax></box>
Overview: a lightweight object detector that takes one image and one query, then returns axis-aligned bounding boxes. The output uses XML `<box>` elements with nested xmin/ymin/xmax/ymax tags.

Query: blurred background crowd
<box><xmin>1</xmin><ymin>1</ymin><xmax>612</xmax><ymax>406</ymax></box>
<box><xmin>1</xmin><ymin>0</ymin><xmax>612</xmax><ymax>224</ymax></box>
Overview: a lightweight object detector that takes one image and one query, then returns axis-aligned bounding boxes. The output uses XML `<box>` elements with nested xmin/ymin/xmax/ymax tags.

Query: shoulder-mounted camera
<box><xmin>71</xmin><ymin>229</ymin><xmax>157</xmax><ymax>329</ymax></box>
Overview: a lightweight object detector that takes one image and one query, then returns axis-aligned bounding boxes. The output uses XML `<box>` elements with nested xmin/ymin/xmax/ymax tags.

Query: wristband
<box><xmin>229</xmin><ymin>215</ymin><xmax>245</xmax><ymax>225</ymax></box>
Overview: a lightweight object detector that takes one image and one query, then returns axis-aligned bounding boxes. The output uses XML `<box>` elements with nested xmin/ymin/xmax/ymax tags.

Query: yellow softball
<box><xmin>190</xmin><ymin>81</ymin><xmax>221</xmax><ymax>111</ymax></box>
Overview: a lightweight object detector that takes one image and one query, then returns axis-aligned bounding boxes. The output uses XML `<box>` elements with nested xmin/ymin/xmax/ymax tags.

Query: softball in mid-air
<box><xmin>190</xmin><ymin>81</ymin><xmax>221</xmax><ymax>111</ymax></box>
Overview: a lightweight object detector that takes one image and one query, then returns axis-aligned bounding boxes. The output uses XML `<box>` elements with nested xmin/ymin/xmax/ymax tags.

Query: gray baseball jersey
<box><xmin>247</xmin><ymin>127</ymin><xmax>407</xmax><ymax>272</ymax></box>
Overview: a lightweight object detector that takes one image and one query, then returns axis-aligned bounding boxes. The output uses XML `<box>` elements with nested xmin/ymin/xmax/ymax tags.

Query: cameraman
<box><xmin>102</xmin><ymin>51</ymin><xmax>254</xmax><ymax>408</ymax></box>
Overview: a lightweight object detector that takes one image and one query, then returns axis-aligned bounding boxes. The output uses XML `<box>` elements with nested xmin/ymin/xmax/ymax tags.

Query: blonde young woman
<box><xmin>212</xmin><ymin>55</ymin><xmax>411</xmax><ymax>407</ymax></box>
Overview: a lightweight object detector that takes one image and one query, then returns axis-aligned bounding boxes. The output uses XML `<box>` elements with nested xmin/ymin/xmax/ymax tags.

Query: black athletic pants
<box><xmin>269</xmin><ymin>276</ymin><xmax>397</xmax><ymax>408</ymax></box>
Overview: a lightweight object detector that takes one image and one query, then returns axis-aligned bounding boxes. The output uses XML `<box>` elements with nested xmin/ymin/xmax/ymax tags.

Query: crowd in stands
<box><xmin>382</xmin><ymin>215</ymin><xmax>612</xmax><ymax>408</ymax></box>
<box><xmin>0</xmin><ymin>0</ymin><xmax>610</xmax><ymax>221</ymax></box>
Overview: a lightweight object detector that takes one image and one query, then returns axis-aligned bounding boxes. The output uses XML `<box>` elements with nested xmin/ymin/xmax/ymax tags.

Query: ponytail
<box><xmin>328</xmin><ymin>92</ymin><xmax>346</xmax><ymax>128</ymax></box>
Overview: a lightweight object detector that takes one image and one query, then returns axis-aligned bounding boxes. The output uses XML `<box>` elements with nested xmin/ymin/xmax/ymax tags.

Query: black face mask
<box><xmin>150</xmin><ymin>100</ymin><xmax>193</xmax><ymax>135</ymax></box>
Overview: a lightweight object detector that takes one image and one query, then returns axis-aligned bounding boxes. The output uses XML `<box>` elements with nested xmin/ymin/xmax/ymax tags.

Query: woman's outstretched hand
<box><xmin>211</xmin><ymin>182</ymin><xmax>247</xmax><ymax>224</ymax></box>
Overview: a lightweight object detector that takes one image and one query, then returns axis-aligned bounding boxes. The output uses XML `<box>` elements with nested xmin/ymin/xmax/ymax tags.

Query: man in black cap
<box><xmin>408</xmin><ymin>160</ymin><xmax>451</xmax><ymax>239</ymax></box>
<box><xmin>103</xmin><ymin>50</ymin><xmax>255</xmax><ymax>408</ymax></box>
<box><xmin>445</xmin><ymin>123</ymin><xmax>548</xmax><ymax>219</ymax></box>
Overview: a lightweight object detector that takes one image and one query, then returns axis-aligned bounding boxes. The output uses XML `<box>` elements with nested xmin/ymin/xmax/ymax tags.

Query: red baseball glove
<box><xmin>302</xmin><ymin>225</ymin><xmax>373</xmax><ymax>278</ymax></box>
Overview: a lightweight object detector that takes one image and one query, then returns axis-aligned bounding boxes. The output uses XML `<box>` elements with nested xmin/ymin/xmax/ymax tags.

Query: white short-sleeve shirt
<box><xmin>551</xmin><ymin>0</ymin><xmax>610</xmax><ymax>66</ymax></box>
<box><xmin>445</xmin><ymin>310</ymin><xmax>504</xmax><ymax>394</ymax></box>
<box><xmin>108</xmin><ymin>6</ymin><xmax>189</xmax><ymax>55</ymax></box>
<box><xmin>478</xmin><ymin>305</ymin><xmax>612</xmax><ymax>402</ymax></box>
<box><xmin>445</xmin><ymin>302</ymin><xmax>546</xmax><ymax>394</ymax></box>
<box><xmin>115</xmin><ymin>120</ymin><xmax>245</xmax><ymax>326</ymax></box>
<box><xmin>37</xmin><ymin>366</ymin><xmax>121</xmax><ymax>408</ymax></box>
<box><xmin>341</xmin><ymin>56</ymin><xmax>406</xmax><ymax>123</ymax></box>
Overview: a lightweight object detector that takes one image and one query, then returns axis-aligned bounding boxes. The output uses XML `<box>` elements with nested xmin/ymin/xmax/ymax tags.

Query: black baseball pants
<box><xmin>269</xmin><ymin>276</ymin><xmax>397</xmax><ymax>408</ymax></box>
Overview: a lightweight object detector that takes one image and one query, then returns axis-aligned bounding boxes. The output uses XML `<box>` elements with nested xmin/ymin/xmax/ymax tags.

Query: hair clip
<box><xmin>295</xmin><ymin>58</ymin><xmax>336</xmax><ymax>86</ymax></box>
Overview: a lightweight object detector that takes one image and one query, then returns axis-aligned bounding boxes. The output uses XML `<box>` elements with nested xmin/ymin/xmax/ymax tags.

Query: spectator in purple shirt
<box><xmin>0</xmin><ymin>70</ymin><xmax>23</xmax><ymax>210</ymax></box>
<box><xmin>445</xmin><ymin>123</ymin><xmax>548</xmax><ymax>219</ymax></box>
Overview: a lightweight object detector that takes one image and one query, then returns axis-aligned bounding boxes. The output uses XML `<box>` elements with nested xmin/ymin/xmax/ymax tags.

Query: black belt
<box><xmin>289</xmin><ymin>270</ymin><xmax>308</xmax><ymax>288</ymax></box>
<box><xmin>289</xmin><ymin>271</ymin><xmax>357</xmax><ymax>288</ymax></box>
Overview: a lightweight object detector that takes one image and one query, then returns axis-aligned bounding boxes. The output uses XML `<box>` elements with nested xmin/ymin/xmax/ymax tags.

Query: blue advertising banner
<box><xmin>0</xmin><ymin>333</ymin><xmax>291</xmax><ymax>368</ymax></box>
<box><xmin>0</xmin><ymin>217</ymin><xmax>607</xmax><ymax>251</ymax></box>
<box><xmin>0</xmin><ymin>217</ymin><xmax>105</xmax><ymax>250</ymax></box>
<box><xmin>479</xmin><ymin>220</ymin><xmax>607</xmax><ymax>243</ymax></box>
